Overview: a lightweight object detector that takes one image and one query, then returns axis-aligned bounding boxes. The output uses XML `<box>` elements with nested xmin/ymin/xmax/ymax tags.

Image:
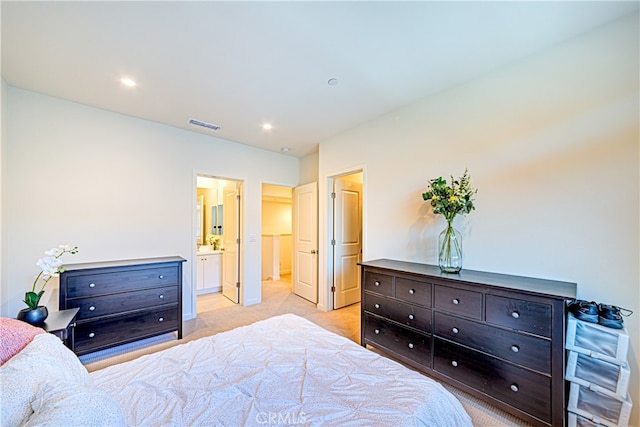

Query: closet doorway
<box><xmin>195</xmin><ymin>175</ymin><xmax>242</xmax><ymax>308</ymax></box>
<box><xmin>261</xmin><ymin>184</ymin><xmax>293</xmax><ymax>288</ymax></box>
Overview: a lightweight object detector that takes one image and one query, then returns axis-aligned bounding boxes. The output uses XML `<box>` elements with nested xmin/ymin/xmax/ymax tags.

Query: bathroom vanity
<box><xmin>196</xmin><ymin>249</ymin><xmax>222</xmax><ymax>293</ymax></box>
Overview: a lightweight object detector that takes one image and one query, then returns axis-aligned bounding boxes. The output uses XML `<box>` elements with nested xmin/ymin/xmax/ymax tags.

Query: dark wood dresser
<box><xmin>59</xmin><ymin>256</ymin><xmax>186</xmax><ymax>356</ymax></box>
<box><xmin>360</xmin><ymin>259</ymin><xmax>576</xmax><ymax>427</ymax></box>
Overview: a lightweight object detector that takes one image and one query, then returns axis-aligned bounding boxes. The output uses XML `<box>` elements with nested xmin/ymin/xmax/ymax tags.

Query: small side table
<box><xmin>41</xmin><ymin>308</ymin><xmax>79</xmax><ymax>349</ymax></box>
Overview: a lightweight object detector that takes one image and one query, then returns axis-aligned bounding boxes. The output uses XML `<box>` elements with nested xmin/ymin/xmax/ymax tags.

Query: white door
<box><xmin>293</xmin><ymin>182</ymin><xmax>317</xmax><ymax>303</ymax></box>
<box><xmin>222</xmin><ymin>182</ymin><xmax>240</xmax><ymax>303</ymax></box>
<box><xmin>196</xmin><ymin>195</ymin><xmax>204</xmax><ymax>245</ymax></box>
<box><xmin>333</xmin><ymin>178</ymin><xmax>362</xmax><ymax>309</ymax></box>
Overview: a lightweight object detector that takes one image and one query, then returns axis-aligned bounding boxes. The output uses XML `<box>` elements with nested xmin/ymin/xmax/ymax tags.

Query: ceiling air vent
<box><xmin>188</xmin><ymin>118</ymin><xmax>220</xmax><ymax>132</ymax></box>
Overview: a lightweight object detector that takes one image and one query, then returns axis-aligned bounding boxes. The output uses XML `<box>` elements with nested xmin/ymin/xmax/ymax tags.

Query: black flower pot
<box><xmin>17</xmin><ymin>306</ymin><xmax>48</xmax><ymax>325</ymax></box>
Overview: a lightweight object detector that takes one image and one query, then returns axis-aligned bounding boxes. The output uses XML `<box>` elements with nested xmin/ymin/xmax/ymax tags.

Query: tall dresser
<box><xmin>360</xmin><ymin>259</ymin><xmax>576</xmax><ymax>427</ymax></box>
<box><xmin>59</xmin><ymin>256</ymin><xmax>185</xmax><ymax>356</ymax></box>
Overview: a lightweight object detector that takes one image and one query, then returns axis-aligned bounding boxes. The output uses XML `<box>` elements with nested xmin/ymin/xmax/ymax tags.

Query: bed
<box><xmin>1</xmin><ymin>314</ymin><xmax>471</xmax><ymax>426</ymax></box>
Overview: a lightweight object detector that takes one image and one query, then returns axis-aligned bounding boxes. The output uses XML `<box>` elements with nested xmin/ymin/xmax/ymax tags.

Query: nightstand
<box><xmin>41</xmin><ymin>307</ymin><xmax>80</xmax><ymax>349</ymax></box>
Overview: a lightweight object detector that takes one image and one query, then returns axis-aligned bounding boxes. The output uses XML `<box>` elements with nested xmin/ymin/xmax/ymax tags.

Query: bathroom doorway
<box><xmin>261</xmin><ymin>184</ymin><xmax>293</xmax><ymax>288</ymax></box>
<box><xmin>195</xmin><ymin>175</ymin><xmax>242</xmax><ymax>312</ymax></box>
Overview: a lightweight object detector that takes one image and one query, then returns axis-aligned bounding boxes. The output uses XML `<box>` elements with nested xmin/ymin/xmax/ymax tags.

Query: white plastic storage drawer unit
<box><xmin>565</xmin><ymin>351</ymin><xmax>630</xmax><ymax>399</ymax></box>
<box><xmin>567</xmin><ymin>382</ymin><xmax>632</xmax><ymax>427</ymax></box>
<box><xmin>568</xmin><ymin>412</ymin><xmax>604</xmax><ymax>427</ymax></box>
<box><xmin>565</xmin><ymin>313</ymin><xmax>629</xmax><ymax>365</ymax></box>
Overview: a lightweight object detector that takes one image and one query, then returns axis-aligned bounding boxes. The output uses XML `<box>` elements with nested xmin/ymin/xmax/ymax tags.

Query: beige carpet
<box><xmin>84</xmin><ymin>278</ymin><xmax>532</xmax><ymax>426</ymax></box>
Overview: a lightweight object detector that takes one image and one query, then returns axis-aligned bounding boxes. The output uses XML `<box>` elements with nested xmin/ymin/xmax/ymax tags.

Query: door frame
<box><xmin>323</xmin><ymin>166</ymin><xmax>366</xmax><ymax>311</ymax></box>
<box><xmin>192</xmin><ymin>172</ymin><xmax>244</xmax><ymax>316</ymax></box>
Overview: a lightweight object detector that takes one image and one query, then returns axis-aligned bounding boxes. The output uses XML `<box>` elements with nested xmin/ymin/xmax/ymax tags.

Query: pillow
<box><xmin>0</xmin><ymin>317</ymin><xmax>45</xmax><ymax>365</ymax></box>
<box><xmin>25</xmin><ymin>380</ymin><xmax>126</xmax><ymax>427</ymax></box>
<box><xmin>0</xmin><ymin>333</ymin><xmax>92</xmax><ymax>427</ymax></box>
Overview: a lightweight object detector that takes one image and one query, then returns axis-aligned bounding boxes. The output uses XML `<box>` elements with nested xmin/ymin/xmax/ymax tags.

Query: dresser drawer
<box><xmin>434</xmin><ymin>338</ymin><xmax>551</xmax><ymax>424</ymax></box>
<box><xmin>364</xmin><ymin>314</ymin><xmax>430</xmax><ymax>367</ymax></box>
<box><xmin>68</xmin><ymin>285</ymin><xmax>179</xmax><ymax>321</ymax></box>
<box><xmin>364</xmin><ymin>293</ymin><xmax>431</xmax><ymax>333</ymax></box>
<box><xmin>65</xmin><ymin>266</ymin><xmax>179</xmax><ymax>298</ymax></box>
<box><xmin>395</xmin><ymin>277</ymin><xmax>431</xmax><ymax>307</ymax></box>
<box><xmin>485</xmin><ymin>295</ymin><xmax>552</xmax><ymax>338</ymax></box>
<box><xmin>434</xmin><ymin>312</ymin><xmax>551</xmax><ymax>373</ymax></box>
<box><xmin>363</xmin><ymin>271</ymin><xmax>393</xmax><ymax>296</ymax></box>
<box><xmin>74</xmin><ymin>305</ymin><xmax>179</xmax><ymax>355</ymax></box>
<box><xmin>434</xmin><ymin>285</ymin><xmax>482</xmax><ymax>319</ymax></box>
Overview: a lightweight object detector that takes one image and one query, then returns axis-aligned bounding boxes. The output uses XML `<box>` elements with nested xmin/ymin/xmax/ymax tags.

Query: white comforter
<box><xmin>91</xmin><ymin>314</ymin><xmax>471</xmax><ymax>427</ymax></box>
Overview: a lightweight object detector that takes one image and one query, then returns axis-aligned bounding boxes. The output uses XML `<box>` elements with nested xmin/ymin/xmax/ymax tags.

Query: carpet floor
<box><xmin>84</xmin><ymin>278</ymin><xmax>532</xmax><ymax>426</ymax></box>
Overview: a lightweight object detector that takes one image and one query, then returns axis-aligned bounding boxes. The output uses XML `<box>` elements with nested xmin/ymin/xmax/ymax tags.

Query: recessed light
<box><xmin>262</xmin><ymin>123</ymin><xmax>273</xmax><ymax>130</ymax></box>
<box><xmin>327</xmin><ymin>78</ymin><xmax>338</xmax><ymax>86</ymax></box>
<box><xmin>120</xmin><ymin>78</ymin><xmax>137</xmax><ymax>87</ymax></box>
<box><xmin>280</xmin><ymin>147</ymin><xmax>291</xmax><ymax>153</ymax></box>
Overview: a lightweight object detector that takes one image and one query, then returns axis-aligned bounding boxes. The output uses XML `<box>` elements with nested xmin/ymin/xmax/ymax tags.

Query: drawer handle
<box><xmin>511</xmin><ymin>311</ymin><xmax>520</xmax><ymax>319</ymax></box>
<box><xmin>511</xmin><ymin>345</ymin><xmax>520</xmax><ymax>353</ymax></box>
<box><xmin>408</xmin><ymin>343</ymin><xmax>414</xmax><ymax>349</ymax></box>
<box><xmin>374</xmin><ymin>281</ymin><xmax>381</xmax><ymax>287</ymax></box>
<box><xmin>159</xmin><ymin>294</ymin><xmax>164</xmax><ymax>299</ymax></box>
<box><xmin>408</xmin><ymin>289</ymin><xmax>415</xmax><ymax>295</ymax></box>
<box><xmin>374</xmin><ymin>303</ymin><xmax>380</xmax><ymax>309</ymax></box>
<box><xmin>451</xmin><ymin>360</ymin><xmax>458</xmax><ymax>367</ymax></box>
<box><xmin>89</xmin><ymin>306</ymin><xmax>96</xmax><ymax>311</ymax></box>
<box><xmin>408</xmin><ymin>314</ymin><xmax>414</xmax><ymax>320</ymax></box>
<box><xmin>510</xmin><ymin>384</ymin><xmax>519</xmax><ymax>392</ymax></box>
<box><xmin>89</xmin><ymin>283</ymin><xmax>96</xmax><ymax>288</ymax></box>
<box><xmin>374</xmin><ymin>329</ymin><xmax>380</xmax><ymax>335</ymax></box>
<box><xmin>452</xmin><ymin>298</ymin><xmax>460</xmax><ymax>305</ymax></box>
<box><xmin>452</xmin><ymin>327</ymin><xmax>459</xmax><ymax>334</ymax></box>
<box><xmin>159</xmin><ymin>275</ymin><xmax>164</xmax><ymax>279</ymax></box>
<box><xmin>88</xmin><ymin>332</ymin><xmax>95</xmax><ymax>338</ymax></box>
<box><xmin>158</xmin><ymin>317</ymin><xmax>164</xmax><ymax>322</ymax></box>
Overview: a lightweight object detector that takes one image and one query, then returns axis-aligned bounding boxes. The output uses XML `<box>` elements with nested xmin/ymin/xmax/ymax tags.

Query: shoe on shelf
<box><xmin>567</xmin><ymin>299</ymin><xmax>598</xmax><ymax>323</ymax></box>
<box><xmin>598</xmin><ymin>304</ymin><xmax>634</xmax><ymax>329</ymax></box>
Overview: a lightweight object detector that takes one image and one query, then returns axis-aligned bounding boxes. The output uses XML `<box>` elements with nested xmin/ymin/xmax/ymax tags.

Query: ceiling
<box><xmin>2</xmin><ymin>1</ymin><xmax>637</xmax><ymax>158</ymax></box>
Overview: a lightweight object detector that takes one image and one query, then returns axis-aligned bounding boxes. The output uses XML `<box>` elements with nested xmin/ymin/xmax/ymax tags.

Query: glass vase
<box><xmin>438</xmin><ymin>222</ymin><xmax>462</xmax><ymax>273</ymax></box>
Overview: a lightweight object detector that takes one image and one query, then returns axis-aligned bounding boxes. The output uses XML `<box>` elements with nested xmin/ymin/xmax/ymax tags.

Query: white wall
<box><xmin>1</xmin><ymin>78</ymin><xmax>7</xmax><ymax>309</ymax></box>
<box><xmin>318</xmin><ymin>13</ymin><xmax>639</xmax><ymax>424</ymax></box>
<box><xmin>261</xmin><ymin>200</ymin><xmax>292</xmax><ymax>235</ymax></box>
<box><xmin>1</xmin><ymin>87</ymin><xmax>299</xmax><ymax>318</ymax></box>
<box><xmin>279</xmin><ymin>234</ymin><xmax>291</xmax><ymax>275</ymax></box>
<box><xmin>299</xmin><ymin>150</ymin><xmax>319</xmax><ymax>185</ymax></box>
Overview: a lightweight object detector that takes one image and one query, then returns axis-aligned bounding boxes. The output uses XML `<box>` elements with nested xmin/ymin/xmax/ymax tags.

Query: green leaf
<box><xmin>23</xmin><ymin>291</ymin><xmax>44</xmax><ymax>309</ymax></box>
<box><xmin>422</xmin><ymin>169</ymin><xmax>477</xmax><ymax>220</ymax></box>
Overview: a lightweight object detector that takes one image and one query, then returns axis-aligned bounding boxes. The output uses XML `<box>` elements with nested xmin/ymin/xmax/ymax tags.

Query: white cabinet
<box><xmin>196</xmin><ymin>253</ymin><xmax>222</xmax><ymax>293</ymax></box>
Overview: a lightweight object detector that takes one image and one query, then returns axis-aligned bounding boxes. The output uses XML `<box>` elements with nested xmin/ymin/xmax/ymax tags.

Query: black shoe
<box><xmin>567</xmin><ymin>299</ymin><xmax>598</xmax><ymax>323</ymax></box>
<box><xmin>598</xmin><ymin>304</ymin><xmax>633</xmax><ymax>329</ymax></box>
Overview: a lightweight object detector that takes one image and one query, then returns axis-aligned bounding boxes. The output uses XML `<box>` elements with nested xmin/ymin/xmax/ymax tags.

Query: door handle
<box><xmin>310</xmin><ymin>250</ymin><xmax>317</xmax><ymax>254</ymax></box>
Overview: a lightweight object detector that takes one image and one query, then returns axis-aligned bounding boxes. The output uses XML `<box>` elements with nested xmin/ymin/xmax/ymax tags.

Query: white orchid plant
<box><xmin>25</xmin><ymin>244</ymin><xmax>78</xmax><ymax>309</ymax></box>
